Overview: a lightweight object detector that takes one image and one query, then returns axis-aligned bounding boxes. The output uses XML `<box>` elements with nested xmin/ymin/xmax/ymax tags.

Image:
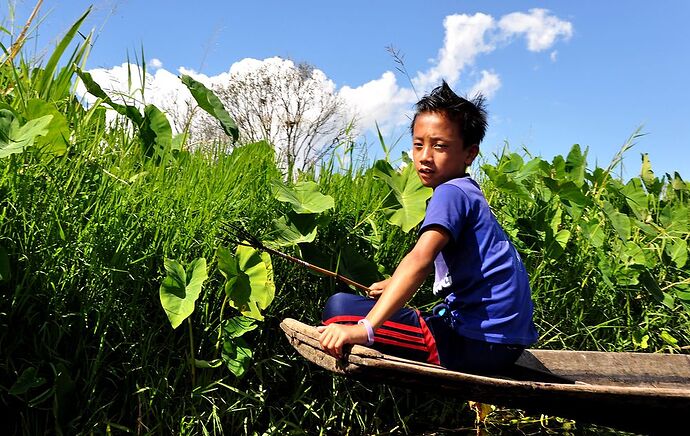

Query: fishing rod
<box><xmin>222</xmin><ymin>222</ymin><xmax>372</xmax><ymax>294</ymax></box>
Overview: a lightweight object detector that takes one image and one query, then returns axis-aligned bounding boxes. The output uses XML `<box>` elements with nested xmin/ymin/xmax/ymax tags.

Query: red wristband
<box><xmin>358</xmin><ymin>319</ymin><xmax>375</xmax><ymax>346</ymax></box>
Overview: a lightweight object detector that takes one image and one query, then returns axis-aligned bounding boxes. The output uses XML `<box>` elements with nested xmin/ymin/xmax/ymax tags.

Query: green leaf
<box><xmin>223</xmin><ymin>316</ymin><xmax>258</xmax><ymax>339</ymax></box>
<box><xmin>373</xmin><ymin>160</ymin><xmax>432</xmax><ymax>233</ymax></box>
<box><xmin>222</xmin><ymin>336</ymin><xmax>252</xmax><ymax>377</ymax></box>
<box><xmin>270</xmin><ymin>213</ymin><xmax>318</xmax><ymax>246</ymax></box>
<box><xmin>273</xmin><ymin>181</ymin><xmax>334</xmax><ymax>214</ymax></box>
<box><xmin>565</xmin><ymin>144</ymin><xmax>587</xmax><ymax>187</ymax></box>
<box><xmin>553</xmin><ymin>229</ymin><xmax>571</xmax><ymax>250</ymax></box>
<box><xmin>660</xmin><ymin>331</ymin><xmax>678</xmax><ymax>346</ymax></box>
<box><xmin>180</xmin><ymin>74</ymin><xmax>239</xmax><ymax>141</ymax></box>
<box><xmin>581</xmin><ymin>218</ymin><xmax>605</xmax><ymax>248</ymax></box>
<box><xmin>603</xmin><ymin>201</ymin><xmax>631</xmax><ymax>241</ymax></box>
<box><xmin>217</xmin><ymin>247</ymin><xmax>252</xmax><ymax>311</ymax></box>
<box><xmin>621</xmin><ymin>178</ymin><xmax>649</xmax><ymax>221</ymax></box>
<box><xmin>229</xmin><ymin>245</ymin><xmax>275</xmax><ymax>321</ymax></box>
<box><xmin>632</xmin><ymin>331</ymin><xmax>649</xmax><ymax>349</ymax></box>
<box><xmin>337</xmin><ymin>243</ymin><xmax>381</xmax><ymax>288</ymax></box>
<box><xmin>141</xmin><ymin>104</ymin><xmax>173</xmax><ymax>158</ymax></box>
<box><xmin>0</xmin><ymin>244</ymin><xmax>9</xmax><ymax>282</ymax></box>
<box><xmin>193</xmin><ymin>358</ymin><xmax>223</xmax><ymax>369</ymax></box>
<box><xmin>665</xmin><ymin>238</ymin><xmax>688</xmax><ymax>269</ymax></box>
<box><xmin>0</xmin><ymin>111</ymin><xmax>52</xmax><ymax>158</ymax></box>
<box><xmin>9</xmin><ymin>367</ymin><xmax>46</xmax><ymax>395</ymax></box>
<box><xmin>76</xmin><ymin>68</ymin><xmax>144</xmax><ymax>126</ymax></box>
<box><xmin>25</xmin><ymin>99</ymin><xmax>69</xmax><ymax>156</ymax></box>
<box><xmin>159</xmin><ymin>258</ymin><xmax>208</xmax><ymax>329</ymax></box>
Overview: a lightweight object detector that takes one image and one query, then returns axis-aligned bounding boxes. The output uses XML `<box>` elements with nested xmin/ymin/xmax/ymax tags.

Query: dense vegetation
<box><xmin>1</xmin><ymin>9</ymin><xmax>688</xmax><ymax>435</ymax></box>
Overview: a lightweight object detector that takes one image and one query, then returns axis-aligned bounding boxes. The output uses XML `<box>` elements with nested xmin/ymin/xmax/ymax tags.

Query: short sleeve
<box><xmin>419</xmin><ymin>183</ymin><xmax>470</xmax><ymax>242</ymax></box>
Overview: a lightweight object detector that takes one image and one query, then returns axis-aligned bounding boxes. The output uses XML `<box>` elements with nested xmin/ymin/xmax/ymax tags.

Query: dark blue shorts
<box><xmin>322</xmin><ymin>292</ymin><xmax>524</xmax><ymax>374</ymax></box>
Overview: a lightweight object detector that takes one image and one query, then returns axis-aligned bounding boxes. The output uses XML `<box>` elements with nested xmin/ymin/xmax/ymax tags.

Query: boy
<box><xmin>318</xmin><ymin>81</ymin><xmax>538</xmax><ymax>374</ymax></box>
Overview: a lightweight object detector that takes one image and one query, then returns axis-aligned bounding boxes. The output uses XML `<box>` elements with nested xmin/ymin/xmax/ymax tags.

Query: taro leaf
<box><xmin>270</xmin><ymin>213</ymin><xmax>318</xmax><ymax>247</ymax></box>
<box><xmin>0</xmin><ymin>244</ymin><xmax>9</xmax><ymax>282</ymax></box>
<box><xmin>9</xmin><ymin>367</ymin><xmax>46</xmax><ymax>396</ymax></box>
<box><xmin>230</xmin><ymin>245</ymin><xmax>274</xmax><ymax>321</ymax></box>
<box><xmin>554</xmin><ymin>229</ymin><xmax>571</xmax><ymax>250</ymax></box>
<box><xmin>639</xmin><ymin>270</ymin><xmax>674</xmax><ymax>309</ymax></box>
<box><xmin>603</xmin><ymin>201</ymin><xmax>631</xmax><ymax>241</ymax></box>
<box><xmin>660</xmin><ymin>204</ymin><xmax>688</xmax><ymax>236</ymax></box>
<box><xmin>180</xmin><ymin>74</ymin><xmax>238</xmax><ymax>141</ymax></box>
<box><xmin>373</xmin><ymin>160</ymin><xmax>432</xmax><ymax>233</ymax></box>
<box><xmin>621</xmin><ymin>178</ymin><xmax>649</xmax><ymax>221</ymax></box>
<box><xmin>640</xmin><ymin>154</ymin><xmax>663</xmax><ymax>196</ymax></box>
<box><xmin>217</xmin><ymin>246</ymin><xmax>252</xmax><ymax>310</ymax></box>
<box><xmin>0</xmin><ymin>112</ymin><xmax>52</xmax><ymax>158</ymax></box>
<box><xmin>273</xmin><ymin>180</ymin><xmax>334</xmax><ymax>214</ymax></box>
<box><xmin>665</xmin><ymin>238</ymin><xmax>688</xmax><ymax>269</ymax></box>
<box><xmin>159</xmin><ymin>258</ymin><xmax>208</xmax><ymax>329</ymax></box>
<box><xmin>581</xmin><ymin>218</ymin><xmax>605</xmax><ymax>248</ymax></box>
<box><xmin>76</xmin><ymin>68</ymin><xmax>144</xmax><ymax>126</ymax></box>
<box><xmin>25</xmin><ymin>99</ymin><xmax>69</xmax><ymax>156</ymax></box>
<box><xmin>670</xmin><ymin>172</ymin><xmax>688</xmax><ymax>192</ymax></box>
<box><xmin>565</xmin><ymin>144</ymin><xmax>587</xmax><ymax>187</ymax></box>
<box><xmin>222</xmin><ymin>336</ymin><xmax>252</xmax><ymax>377</ymax></box>
<box><xmin>660</xmin><ymin>331</ymin><xmax>679</xmax><ymax>347</ymax></box>
<box><xmin>141</xmin><ymin>104</ymin><xmax>173</xmax><ymax>158</ymax></box>
<box><xmin>223</xmin><ymin>316</ymin><xmax>258</xmax><ymax>339</ymax></box>
<box><xmin>621</xmin><ymin>241</ymin><xmax>647</xmax><ymax>267</ymax></box>
<box><xmin>482</xmin><ymin>164</ymin><xmax>531</xmax><ymax>200</ymax></box>
<box><xmin>632</xmin><ymin>331</ymin><xmax>649</xmax><ymax>349</ymax></box>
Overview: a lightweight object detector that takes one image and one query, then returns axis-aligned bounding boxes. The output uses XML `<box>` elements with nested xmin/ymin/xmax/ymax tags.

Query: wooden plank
<box><xmin>280</xmin><ymin>317</ymin><xmax>690</xmax><ymax>434</ymax></box>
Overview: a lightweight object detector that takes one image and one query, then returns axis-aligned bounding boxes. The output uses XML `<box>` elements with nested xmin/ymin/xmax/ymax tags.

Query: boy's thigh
<box><xmin>322</xmin><ymin>292</ymin><xmax>435</xmax><ymax>363</ymax></box>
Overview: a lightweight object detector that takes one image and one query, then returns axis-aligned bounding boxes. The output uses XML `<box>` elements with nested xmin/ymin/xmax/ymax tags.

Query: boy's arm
<box><xmin>318</xmin><ymin>227</ymin><xmax>449</xmax><ymax>358</ymax></box>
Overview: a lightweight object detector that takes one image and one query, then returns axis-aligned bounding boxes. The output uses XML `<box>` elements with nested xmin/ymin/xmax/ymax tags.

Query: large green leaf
<box><xmin>665</xmin><ymin>238</ymin><xmax>688</xmax><ymax>269</ymax></box>
<box><xmin>222</xmin><ymin>336</ymin><xmax>252</xmax><ymax>377</ymax></box>
<box><xmin>76</xmin><ymin>68</ymin><xmax>144</xmax><ymax>126</ymax></box>
<box><xmin>180</xmin><ymin>74</ymin><xmax>238</xmax><ymax>141</ymax></box>
<box><xmin>217</xmin><ymin>246</ymin><xmax>252</xmax><ymax>311</ymax></box>
<box><xmin>640</xmin><ymin>153</ymin><xmax>663</xmax><ymax>196</ymax></box>
<box><xmin>270</xmin><ymin>213</ymin><xmax>319</xmax><ymax>247</ymax></box>
<box><xmin>603</xmin><ymin>201</ymin><xmax>631</xmax><ymax>241</ymax></box>
<box><xmin>224</xmin><ymin>316</ymin><xmax>258</xmax><ymax>339</ymax></box>
<box><xmin>9</xmin><ymin>367</ymin><xmax>46</xmax><ymax>396</ymax></box>
<box><xmin>0</xmin><ymin>110</ymin><xmax>52</xmax><ymax>158</ymax></box>
<box><xmin>372</xmin><ymin>160</ymin><xmax>432</xmax><ymax>233</ymax></box>
<box><xmin>273</xmin><ymin>181</ymin><xmax>334</xmax><ymax>214</ymax></box>
<box><xmin>565</xmin><ymin>144</ymin><xmax>587</xmax><ymax>187</ymax></box>
<box><xmin>224</xmin><ymin>245</ymin><xmax>275</xmax><ymax>321</ymax></box>
<box><xmin>25</xmin><ymin>99</ymin><xmax>69</xmax><ymax>156</ymax></box>
<box><xmin>159</xmin><ymin>258</ymin><xmax>208</xmax><ymax>329</ymax></box>
<box><xmin>141</xmin><ymin>104</ymin><xmax>173</xmax><ymax>158</ymax></box>
<box><xmin>620</xmin><ymin>178</ymin><xmax>649</xmax><ymax>221</ymax></box>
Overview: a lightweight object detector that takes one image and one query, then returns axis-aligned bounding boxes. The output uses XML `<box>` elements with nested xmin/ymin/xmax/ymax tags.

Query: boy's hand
<box><xmin>317</xmin><ymin>323</ymin><xmax>369</xmax><ymax>359</ymax></box>
<box><xmin>367</xmin><ymin>278</ymin><xmax>391</xmax><ymax>299</ymax></box>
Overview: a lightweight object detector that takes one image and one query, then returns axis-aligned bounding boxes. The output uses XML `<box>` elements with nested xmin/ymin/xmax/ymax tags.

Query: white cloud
<box><xmin>413</xmin><ymin>13</ymin><xmax>496</xmax><ymax>92</ymax></box>
<box><xmin>149</xmin><ymin>58</ymin><xmax>163</xmax><ymax>69</ymax></box>
<box><xmin>338</xmin><ymin>71</ymin><xmax>417</xmax><ymax>135</ymax></box>
<box><xmin>77</xmin><ymin>9</ymin><xmax>572</xmax><ymax>143</ymax></box>
<box><xmin>468</xmin><ymin>70</ymin><xmax>501</xmax><ymax>99</ymax></box>
<box><xmin>498</xmin><ymin>8</ymin><xmax>573</xmax><ymax>52</ymax></box>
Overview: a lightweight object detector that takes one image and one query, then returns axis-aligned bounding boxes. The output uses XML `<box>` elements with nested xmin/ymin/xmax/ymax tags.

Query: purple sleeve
<box><xmin>419</xmin><ymin>184</ymin><xmax>470</xmax><ymax>242</ymax></box>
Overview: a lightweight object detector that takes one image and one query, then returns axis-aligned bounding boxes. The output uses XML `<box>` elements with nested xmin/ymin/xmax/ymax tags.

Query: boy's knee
<box><xmin>322</xmin><ymin>292</ymin><xmax>355</xmax><ymax>322</ymax></box>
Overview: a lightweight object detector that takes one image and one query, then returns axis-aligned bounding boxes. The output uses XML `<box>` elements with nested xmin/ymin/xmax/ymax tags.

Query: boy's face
<box><xmin>412</xmin><ymin>111</ymin><xmax>479</xmax><ymax>188</ymax></box>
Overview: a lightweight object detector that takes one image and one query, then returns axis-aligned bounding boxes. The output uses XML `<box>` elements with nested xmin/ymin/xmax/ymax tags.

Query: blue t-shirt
<box><xmin>420</xmin><ymin>177</ymin><xmax>538</xmax><ymax>346</ymax></box>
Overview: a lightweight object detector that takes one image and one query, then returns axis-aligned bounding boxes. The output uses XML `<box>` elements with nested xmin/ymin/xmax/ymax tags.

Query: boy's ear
<box><xmin>465</xmin><ymin>144</ymin><xmax>480</xmax><ymax>165</ymax></box>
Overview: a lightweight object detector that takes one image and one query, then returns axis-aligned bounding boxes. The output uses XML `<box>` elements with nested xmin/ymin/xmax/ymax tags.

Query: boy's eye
<box><xmin>434</xmin><ymin>143</ymin><xmax>447</xmax><ymax>149</ymax></box>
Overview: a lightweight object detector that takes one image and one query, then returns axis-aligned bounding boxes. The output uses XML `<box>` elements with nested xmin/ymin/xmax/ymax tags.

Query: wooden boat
<box><xmin>281</xmin><ymin>318</ymin><xmax>690</xmax><ymax>434</ymax></box>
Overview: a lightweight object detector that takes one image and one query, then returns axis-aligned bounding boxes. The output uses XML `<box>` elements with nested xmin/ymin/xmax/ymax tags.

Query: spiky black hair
<box><xmin>410</xmin><ymin>80</ymin><xmax>488</xmax><ymax>147</ymax></box>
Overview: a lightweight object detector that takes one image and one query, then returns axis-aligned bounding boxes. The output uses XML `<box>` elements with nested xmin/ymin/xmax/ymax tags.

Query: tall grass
<box><xmin>1</xmin><ymin>6</ymin><xmax>688</xmax><ymax>435</ymax></box>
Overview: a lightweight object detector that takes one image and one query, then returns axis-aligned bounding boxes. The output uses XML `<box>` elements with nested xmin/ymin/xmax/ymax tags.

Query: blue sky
<box><xmin>8</xmin><ymin>0</ymin><xmax>690</xmax><ymax>179</ymax></box>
